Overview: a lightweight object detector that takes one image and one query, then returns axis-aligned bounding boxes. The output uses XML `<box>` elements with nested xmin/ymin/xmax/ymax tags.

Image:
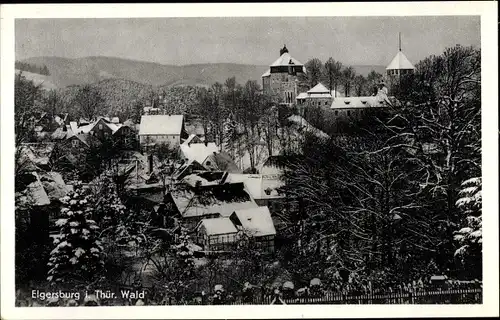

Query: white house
<box><xmin>139</xmin><ymin>115</ymin><xmax>187</xmax><ymax>149</ymax></box>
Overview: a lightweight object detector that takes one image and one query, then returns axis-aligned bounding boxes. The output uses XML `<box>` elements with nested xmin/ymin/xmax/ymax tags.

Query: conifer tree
<box><xmin>47</xmin><ymin>182</ymin><xmax>105</xmax><ymax>284</ymax></box>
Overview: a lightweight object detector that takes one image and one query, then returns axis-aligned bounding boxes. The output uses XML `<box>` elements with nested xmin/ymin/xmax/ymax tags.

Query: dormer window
<box><xmin>344</xmin><ymin>101</ymin><xmax>351</xmax><ymax>105</ymax></box>
<box><xmin>265</xmin><ymin>187</ymin><xmax>272</xmax><ymax>195</ymax></box>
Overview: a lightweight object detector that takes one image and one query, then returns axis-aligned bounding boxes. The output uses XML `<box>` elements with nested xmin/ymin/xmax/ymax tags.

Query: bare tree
<box><xmin>342</xmin><ymin>66</ymin><xmax>356</xmax><ymax>97</ymax></box>
<box><xmin>302</xmin><ymin>58</ymin><xmax>324</xmax><ymax>89</ymax></box>
<box><xmin>74</xmin><ymin>84</ymin><xmax>104</xmax><ymax>121</ymax></box>
<box><xmin>353</xmin><ymin>75</ymin><xmax>368</xmax><ymax>96</ymax></box>
<box><xmin>324</xmin><ymin>58</ymin><xmax>343</xmax><ymax>96</ymax></box>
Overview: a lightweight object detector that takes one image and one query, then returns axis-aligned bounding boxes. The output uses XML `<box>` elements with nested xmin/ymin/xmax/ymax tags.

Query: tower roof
<box><xmin>270</xmin><ymin>52</ymin><xmax>303</xmax><ymax>67</ymax></box>
<box><xmin>386</xmin><ymin>51</ymin><xmax>415</xmax><ymax>70</ymax></box>
<box><xmin>307</xmin><ymin>82</ymin><xmax>330</xmax><ymax>94</ymax></box>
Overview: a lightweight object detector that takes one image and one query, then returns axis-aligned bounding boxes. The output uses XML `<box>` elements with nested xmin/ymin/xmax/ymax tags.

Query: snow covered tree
<box><xmin>388</xmin><ymin>44</ymin><xmax>481</xmax><ymax>274</ymax></box>
<box><xmin>90</xmin><ymin>175</ymin><xmax>127</xmax><ymax>228</ymax></box>
<box><xmin>47</xmin><ymin>182</ymin><xmax>105</xmax><ymax>284</ymax></box>
<box><xmin>454</xmin><ymin>177</ymin><xmax>482</xmax><ymax>278</ymax></box>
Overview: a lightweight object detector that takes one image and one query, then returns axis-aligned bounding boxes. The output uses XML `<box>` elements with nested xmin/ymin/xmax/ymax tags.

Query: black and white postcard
<box><xmin>1</xmin><ymin>2</ymin><xmax>498</xmax><ymax>319</ymax></box>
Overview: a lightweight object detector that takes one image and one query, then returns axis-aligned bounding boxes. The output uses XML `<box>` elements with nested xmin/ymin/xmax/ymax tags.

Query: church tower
<box><xmin>262</xmin><ymin>45</ymin><xmax>305</xmax><ymax>105</ymax></box>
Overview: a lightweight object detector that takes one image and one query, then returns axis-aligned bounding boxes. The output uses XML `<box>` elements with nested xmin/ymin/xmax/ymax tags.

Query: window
<box><xmin>72</xmin><ymin>139</ymin><xmax>79</xmax><ymax>147</ymax></box>
<box><xmin>325</xmin><ymin>101</ymin><xmax>328</xmax><ymax>106</ymax></box>
<box><xmin>334</xmin><ymin>110</ymin><xmax>339</xmax><ymax>116</ymax></box>
<box><xmin>98</xmin><ymin>124</ymin><xmax>103</xmax><ymax>130</ymax></box>
<box><xmin>205</xmin><ymin>161</ymin><xmax>211</xmax><ymax>166</ymax></box>
<box><xmin>347</xmin><ymin>110</ymin><xmax>351</xmax><ymax>116</ymax></box>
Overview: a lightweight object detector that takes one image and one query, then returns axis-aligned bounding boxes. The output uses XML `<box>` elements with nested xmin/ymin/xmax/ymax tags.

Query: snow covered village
<box><xmin>13</xmin><ymin>16</ymin><xmax>483</xmax><ymax>307</ymax></box>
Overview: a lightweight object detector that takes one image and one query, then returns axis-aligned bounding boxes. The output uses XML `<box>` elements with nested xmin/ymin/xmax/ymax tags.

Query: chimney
<box><xmin>220</xmin><ymin>171</ymin><xmax>229</xmax><ymax>185</ymax></box>
<box><xmin>148</xmin><ymin>154</ymin><xmax>153</xmax><ymax>174</ymax></box>
<box><xmin>280</xmin><ymin>44</ymin><xmax>289</xmax><ymax>56</ymax></box>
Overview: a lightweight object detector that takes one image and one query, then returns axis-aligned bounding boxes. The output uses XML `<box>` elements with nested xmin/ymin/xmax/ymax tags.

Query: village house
<box><xmin>53</xmin><ymin>134</ymin><xmax>94</xmax><ymax>168</ymax></box>
<box><xmin>164</xmin><ymin>181</ymin><xmax>259</xmax><ymax>229</ymax></box>
<box><xmin>225</xmin><ymin>173</ymin><xmax>284</xmax><ymax>209</ymax></box>
<box><xmin>262</xmin><ymin>45</ymin><xmax>306</xmax><ymax>105</ymax></box>
<box><xmin>179</xmin><ymin>138</ymin><xmax>242</xmax><ymax>174</ymax></box>
<box><xmin>229</xmin><ymin>206</ymin><xmax>276</xmax><ymax>253</ymax></box>
<box><xmin>195</xmin><ymin>217</ymin><xmax>238</xmax><ymax>252</ymax></box>
<box><xmin>139</xmin><ymin>115</ymin><xmax>188</xmax><ymax>149</ymax></box>
<box><xmin>194</xmin><ymin>205</ymin><xmax>276</xmax><ymax>254</ymax></box>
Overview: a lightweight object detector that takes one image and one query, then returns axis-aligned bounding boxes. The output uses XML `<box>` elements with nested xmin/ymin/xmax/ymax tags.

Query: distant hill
<box><xmin>20</xmin><ymin>56</ymin><xmax>385</xmax><ymax>89</ymax></box>
<box><xmin>20</xmin><ymin>56</ymin><xmax>270</xmax><ymax>89</ymax></box>
<box><xmin>15</xmin><ymin>69</ymin><xmax>58</xmax><ymax>90</ymax></box>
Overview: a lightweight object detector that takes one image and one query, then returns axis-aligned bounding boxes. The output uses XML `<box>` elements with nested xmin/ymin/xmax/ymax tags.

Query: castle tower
<box><xmin>385</xmin><ymin>33</ymin><xmax>415</xmax><ymax>93</ymax></box>
<box><xmin>262</xmin><ymin>45</ymin><xmax>305</xmax><ymax>105</ymax></box>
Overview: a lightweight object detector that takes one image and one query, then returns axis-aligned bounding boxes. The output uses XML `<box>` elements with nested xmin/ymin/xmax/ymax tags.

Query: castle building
<box><xmin>262</xmin><ymin>45</ymin><xmax>306</xmax><ymax>105</ymax></box>
<box><xmin>295</xmin><ymin>82</ymin><xmax>334</xmax><ymax>108</ymax></box>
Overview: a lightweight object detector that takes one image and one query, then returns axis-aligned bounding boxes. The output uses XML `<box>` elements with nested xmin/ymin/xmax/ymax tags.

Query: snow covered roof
<box><xmin>305</xmin><ymin>93</ymin><xmax>333</xmax><ymax>99</ymax></box>
<box><xmin>296</xmin><ymin>92</ymin><xmax>308</xmax><ymax>100</ymax></box>
<box><xmin>51</xmin><ymin>127</ymin><xmax>67</xmax><ymax>140</ymax></box>
<box><xmin>270</xmin><ymin>52</ymin><xmax>303</xmax><ymax>67</ymax></box>
<box><xmin>123</xmin><ymin>119</ymin><xmax>135</xmax><ymax>127</ymax></box>
<box><xmin>307</xmin><ymin>83</ymin><xmax>330</xmax><ymax>94</ymax></box>
<box><xmin>107</xmin><ymin>122</ymin><xmax>123</xmax><ymax>134</ymax></box>
<box><xmin>169</xmin><ymin>182</ymin><xmax>259</xmax><ymax>218</ymax></box>
<box><xmin>286</xmin><ymin>115</ymin><xmax>330</xmax><ymax>139</ymax></box>
<box><xmin>226</xmin><ymin>173</ymin><xmax>283</xmax><ymax>200</ymax></box>
<box><xmin>172</xmin><ymin>159</ymin><xmax>206</xmax><ymax>181</ymax></box>
<box><xmin>17</xmin><ymin>143</ymin><xmax>56</xmax><ymax>170</ymax></box>
<box><xmin>39</xmin><ymin>172</ymin><xmax>71</xmax><ymax>201</ymax></box>
<box><xmin>330</xmin><ymin>91</ymin><xmax>391</xmax><ymax>110</ymax></box>
<box><xmin>139</xmin><ymin>115</ymin><xmax>184</xmax><ymax>136</ymax></box>
<box><xmin>204</xmin><ymin>153</ymin><xmax>242</xmax><ymax>173</ymax></box>
<box><xmin>262</xmin><ymin>69</ymin><xmax>271</xmax><ymax>77</ymax></box>
<box><xmin>198</xmin><ymin>217</ymin><xmax>238</xmax><ymax>236</ymax></box>
<box><xmin>68</xmin><ymin>117</ymin><xmax>123</xmax><ymax>136</ymax></box>
<box><xmin>180</xmin><ymin>142</ymin><xmax>219</xmax><ymax>164</ymax></box>
<box><xmin>386</xmin><ymin>51</ymin><xmax>415</xmax><ymax>70</ymax></box>
<box><xmin>183</xmin><ymin>172</ymin><xmax>226</xmax><ymax>187</ymax></box>
<box><xmin>331</xmin><ymin>96</ymin><xmax>378</xmax><ymax>109</ymax></box>
<box><xmin>184</xmin><ymin>134</ymin><xmax>202</xmax><ymax>145</ymax></box>
<box><xmin>22</xmin><ymin>172</ymin><xmax>51</xmax><ymax>206</ymax></box>
<box><xmin>231</xmin><ymin>206</ymin><xmax>276</xmax><ymax>237</ymax></box>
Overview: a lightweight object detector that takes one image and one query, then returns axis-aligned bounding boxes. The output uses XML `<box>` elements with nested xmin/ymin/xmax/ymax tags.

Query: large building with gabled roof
<box><xmin>262</xmin><ymin>45</ymin><xmax>306</xmax><ymax>105</ymax></box>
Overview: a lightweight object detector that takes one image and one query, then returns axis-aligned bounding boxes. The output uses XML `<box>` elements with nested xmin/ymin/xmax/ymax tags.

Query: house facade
<box><xmin>139</xmin><ymin>115</ymin><xmax>187</xmax><ymax>149</ymax></box>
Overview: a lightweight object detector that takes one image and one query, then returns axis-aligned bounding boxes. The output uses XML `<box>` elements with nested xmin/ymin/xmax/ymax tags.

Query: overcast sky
<box><xmin>15</xmin><ymin>16</ymin><xmax>480</xmax><ymax>66</ymax></box>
